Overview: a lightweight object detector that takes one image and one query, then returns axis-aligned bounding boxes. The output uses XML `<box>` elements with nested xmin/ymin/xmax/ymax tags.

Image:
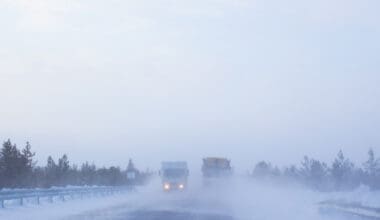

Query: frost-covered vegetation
<box><xmin>252</xmin><ymin>149</ymin><xmax>380</xmax><ymax>191</ymax></box>
<box><xmin>0</xmin><ymin>139</ymin><xmax>152</xmax><ymax>189</ymax></box>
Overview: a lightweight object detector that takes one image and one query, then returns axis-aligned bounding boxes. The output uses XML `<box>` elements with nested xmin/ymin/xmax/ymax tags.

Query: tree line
<box><xmin>0</xmin><ymin>139</ymin><xmax>152</xmax><ymax>189</ymax></box>
<box><xmin>252</xmin><ymin>149</ymin><xmax>380</xmax><ymax>191</ymax></box>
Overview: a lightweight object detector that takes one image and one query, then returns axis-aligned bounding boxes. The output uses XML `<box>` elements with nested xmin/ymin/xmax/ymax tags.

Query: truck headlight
<box><xmin>164</xmin><ymin>183</ymin><xmax>170</xmax><ymax>190</ymax></box>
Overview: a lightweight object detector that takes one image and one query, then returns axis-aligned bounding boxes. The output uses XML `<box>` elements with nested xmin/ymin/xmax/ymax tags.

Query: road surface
<box><xmin>63</xmin><ymin>179</ymin><xmax>375</xmax><ymax>220</ymax></box>
<box><xmin>65</xmin><ymin>187</ymin><xmax>235</xmax><ymax>220</ymax></box>
<box><xmin>2</xmin><ymin>178</ymin><xmax>373</xmax><ymax>220</ymax></box>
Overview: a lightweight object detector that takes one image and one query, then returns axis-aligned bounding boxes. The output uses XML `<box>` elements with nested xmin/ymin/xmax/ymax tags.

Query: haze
<box><xmin>1</xmin><ymin>0</ymin><xmax>380</xmax><ymax>170</ymax></box>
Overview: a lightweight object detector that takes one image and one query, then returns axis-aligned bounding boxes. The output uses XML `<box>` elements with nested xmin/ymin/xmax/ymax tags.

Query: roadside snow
<box><xmin>321</xmin><ymin>185</ymin><xmax>380</xmax><ymax>207</ymax></box>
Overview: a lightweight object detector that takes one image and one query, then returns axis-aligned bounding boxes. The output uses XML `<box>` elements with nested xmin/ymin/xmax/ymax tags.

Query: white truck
<box><xmin>160</xmin><ymin>161</ymin><xmax>189</xmax><ymax>191</ymax></box>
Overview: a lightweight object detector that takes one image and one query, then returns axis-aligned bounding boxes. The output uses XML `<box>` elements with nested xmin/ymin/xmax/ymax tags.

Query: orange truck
<box><xmin>202</xmin><ymin>157</ymin><xmax>232</xmax><ymax>179</ymax></box>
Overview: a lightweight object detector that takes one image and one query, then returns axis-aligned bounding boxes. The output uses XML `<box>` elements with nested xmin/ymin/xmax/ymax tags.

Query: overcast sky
<box><xmin>1</xmin><ymin>0</ymin><xmax>380</xmax><ymax>171</ymax></box>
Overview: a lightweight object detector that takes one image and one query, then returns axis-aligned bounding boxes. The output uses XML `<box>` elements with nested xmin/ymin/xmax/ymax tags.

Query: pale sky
<box><xmin>1</xmin><ymin>0</ymin><xmax>380</xmax><ymax>172</ymax></box>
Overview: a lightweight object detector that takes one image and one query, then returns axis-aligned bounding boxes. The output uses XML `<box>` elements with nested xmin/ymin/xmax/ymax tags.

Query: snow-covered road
<box><xmin>0</xmin><ymin>178</ymin><xmax>375</xmax><ymax>220</ymax></box>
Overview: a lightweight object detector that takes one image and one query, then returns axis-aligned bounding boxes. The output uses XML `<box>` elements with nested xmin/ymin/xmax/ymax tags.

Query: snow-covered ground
<box><xmin>322</xmin><ymin>184</ymin><xmax>380</xmax><ymax>207</ymax></box>
<box><xmin>0</xmin><ymin>178</ymin><xmax>378</xmax><ymax>220</ymax></box>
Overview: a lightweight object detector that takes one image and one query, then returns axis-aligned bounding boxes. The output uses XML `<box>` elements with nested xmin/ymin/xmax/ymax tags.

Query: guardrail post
<box><xmin>1</xmin><ymin>199</ymin><xmax>4</xmax><ymax>208</ymax></box>
<box><xmin>37</xmin><ymin>196</ymin><xmax>40</xmax><ymax>205</ymax></box>
<box><xmin>20</xmin><ymin>197</ymin><xmax>23</xmax><ymax>206</ymax></box>
<box><xmin>60</xmin><ymin>195</ymin><xmax>65</xmax><ymax>202</ymax></box>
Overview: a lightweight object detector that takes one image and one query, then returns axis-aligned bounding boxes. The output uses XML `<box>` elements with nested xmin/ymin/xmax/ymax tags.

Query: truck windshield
<box><xmin>164</xmin><ymin>169</ymin><xmax>186</xmax><ymax>178</ymax></box>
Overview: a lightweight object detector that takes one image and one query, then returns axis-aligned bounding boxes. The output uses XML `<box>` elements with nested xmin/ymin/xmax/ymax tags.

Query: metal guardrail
<box><xmin>0</xmin><ymin>186</ymin><xmax>132</xmax><ymax>208</ymax></box>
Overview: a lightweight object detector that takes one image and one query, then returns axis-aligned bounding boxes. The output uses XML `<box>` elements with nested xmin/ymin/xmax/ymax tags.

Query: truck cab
<box><xmin>160</xmin><ymin>161</ymin><xmax>189</xmax><ymax>191</ymax></box>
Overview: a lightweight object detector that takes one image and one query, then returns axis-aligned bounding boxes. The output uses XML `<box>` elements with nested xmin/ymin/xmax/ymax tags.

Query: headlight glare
<box><xmin>164</xmin><ymin>183</ymin><xmax>170</xmax><ymax>190</ymax></box>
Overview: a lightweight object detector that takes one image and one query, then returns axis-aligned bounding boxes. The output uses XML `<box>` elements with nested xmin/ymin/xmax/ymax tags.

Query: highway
<box><xmin>60</xmin><ymin>179</ymin><xmax>372</xmax><ymax>220</ymax></box>
<box><xmin>1</xmin><ymin>178</ymin><xmax>374</xmax><ymax>220</ymax></box>
<box><xmin>64</xmin><ymin>185</ymin><xmax>235</xmax><ymax>220</ymax></box>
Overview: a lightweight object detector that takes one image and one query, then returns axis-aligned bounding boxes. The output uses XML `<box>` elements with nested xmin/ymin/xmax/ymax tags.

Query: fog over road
<box><xmin>1</xmin><ymin>177</ymin><xmax>371</xmax><ymax>220</ymax></box>
<box><xmin>65</xmin><ymin>178</ymin><xmax>235</xmax><ymax>220</ymax></box>
<box><xmin>66</xmin><ymin>191</ymin><xmax>234</xmax><ymax>220</ymax></box>
<box><xmin>61</xmin><ymin>177</ymin><xmax>361</xmax><ymax>220</ymax></box>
